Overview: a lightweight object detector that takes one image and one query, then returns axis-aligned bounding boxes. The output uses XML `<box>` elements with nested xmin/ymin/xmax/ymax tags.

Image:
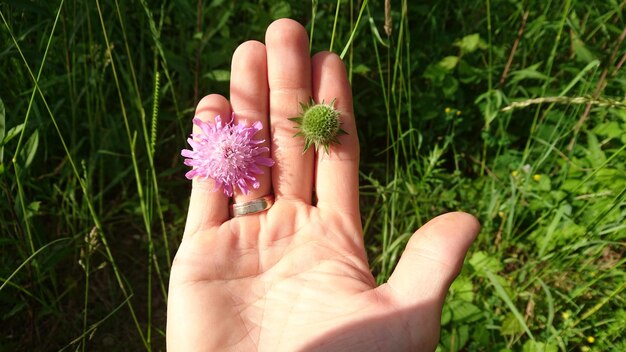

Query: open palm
<box><xmin>167</xmin><ymin>19</ymin><xmax>479</xmax><ymax>352</ymax></box>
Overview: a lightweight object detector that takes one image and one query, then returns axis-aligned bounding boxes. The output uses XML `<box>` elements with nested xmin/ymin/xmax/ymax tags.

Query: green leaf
<box><xmin>449</xmin><ymin>275</ymin><xmax>474</xmax><ymax>302</ymax></box>
<box><xmin>204</xmin><ymin>69</ymin><xmax>231</xmax><ymax>82</ymax></box>
<box><xmin>438</xmin><ymin>56</ymin><xmax>459</xmax><ymax>71</ymax></box>
<box><xmin>611</xmin><ymin>107</ymin><xmax>626</xmax><ymax>124</ymax></box>
<box><xmin>440</xmin><ymin>303</ymin><xmax>452</xmax><ymax>325</ymax></box>
<box><xmin>585</xmin><ymin>131</ymin><xmax>606</xmax><ymax>167</ymax></box>
<box><xmin>447</xmin><ymin>300</ymin><xmax>482</xmax><ymax>323</ymax></box>
<box><xmin>352</xmin><ymin>64</ymin><xmax>370</xmax><ymax>75</ymax></box>
<box><xmin>269</xmin><ymin>1</ymin><xmax>291</xmax><ymax>20</ymax></box>
<box><xmin>469</xmin><ymin>251</ymin><xmax>503</xmax><ymax>276</ymax></box>
<box><xmin>456</xmin><ymin>325</ymin><xmax>470</xmax><ymax>350</ymax></box>
<box><xmin>423</xmin><ymin>64</ymin><xmax>446</xmax><ymax>84</ymax></box>
<box><xmin>522</xmin><ymin>340</ymin><xmax>558</xmax><ymax>352</ymax></box>
<box><xmin>2</xmin><ymin>123</ymin><xmax>24</xmax><ymax>146</ymax></box>
<box><xmin>20</xmin><ymin>129</ymin><xmax>39</xmax><ymax>169</ymax></box>
<box><xmin>442</xmin><ymin>76</ymin><xmax>459</xmax><ymax>98</ymax></box>
<box><xmin>558</xmin><ymin>60</ymin><xmax>600</xmax><ymax>96</ymax></box>
<box><xmin>475</xmin><ymin>89</ymin><xmax>504</xmax><ymax>128</ymax></box>
<box><xmin>28</xmin><ymin>200</ymin><xmax>41</xmax><ymax>215</ymax></box>
<box><xmin>454</xmin><ymin>33</ymin><xmax>486</xmax><ymax>53</ymax></box>
<box><xmin>485</xmin><ymin>270</ymin><xmax>534</xmax><ymax>340</ymax></box>
<box><xmin>571</xmin><ymin>33</ymin><xmax>596</xmax><ymax>63</ymax></box>
<box><xmin>501</xmin><ymin>312</ymin><xmax>524</xmax><ymax>335</ymax></box>
<box><xmin>536</xmin><ymin>204</ymin><xmax>571</xmax><ymax>256</ymax></box>
<box><xmin>367</xmin><ymin>16</ymin><xmax>389</xmax><ymax>48</ymax></box>
<box><xmin>440</xmin><ymin>324</ymin><xmax>469</xmax><ymax>351</ymax></box>
<box><xmin>509</xmin><ymin>63</ymin><xmax>551</xmax><ymax>84</ymax></box>
<box><xmin>534</xmin><ymin>174</ymin><xmax>551</xmax><ymax>192</ymax></box>
<box><xmin>593</xmin><ymin>121</ymin><xmax>623</xmax><ymax>140</ymax></box>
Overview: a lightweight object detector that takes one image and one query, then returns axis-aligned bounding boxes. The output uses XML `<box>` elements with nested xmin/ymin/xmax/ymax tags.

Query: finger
<box><xmin>182</xmin><ymin>94</ymin><xmax>232</xmax><ymax>238</ymax></box>
<box><xmin>384</xmin><ymin>212</ymin><xmax>480</xmax><ymax>305</ymax></box>
<box><xmin>266</xmin><ymin>18</ymin><xmax>314</xmax><ymax>203</ymax></box>
<box><xmin>312</xmin><ymin>52</ymin><xmax>359</xmax><ymax>218</ymax></box>
<box><xmin>230</xmin><ymin>40</ymin><xmax>272</xmax><ymax>203</ymax></box>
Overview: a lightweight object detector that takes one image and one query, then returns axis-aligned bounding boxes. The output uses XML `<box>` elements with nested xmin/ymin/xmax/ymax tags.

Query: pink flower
<box><xmin>181</xmin><ymin>114</ymin><xmax>274</xmax><ymax>197</ymax></box>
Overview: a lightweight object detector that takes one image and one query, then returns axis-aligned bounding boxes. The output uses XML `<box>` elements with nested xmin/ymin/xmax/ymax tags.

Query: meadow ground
<box><xmin>1</xmin><ymin>1</ymin><xmax>625</xmax><ymax>351</ymax></box>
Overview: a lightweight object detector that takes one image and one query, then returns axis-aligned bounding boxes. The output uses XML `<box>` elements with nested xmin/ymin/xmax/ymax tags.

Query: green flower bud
<box><xmin>289</xmin><ymin>98</ymin><xmax>347</xmax><ymax>154</ymax></box>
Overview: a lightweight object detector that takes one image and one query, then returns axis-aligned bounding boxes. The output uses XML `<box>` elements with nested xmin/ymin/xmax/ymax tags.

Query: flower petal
<box><xmin>181</xmin><ymin>113</ymin><xmax>274</xmax><ymax>196</ymax></box>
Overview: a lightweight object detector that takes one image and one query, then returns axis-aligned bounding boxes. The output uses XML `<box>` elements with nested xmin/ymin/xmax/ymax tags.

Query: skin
<box><xmin>167</xmin><ymin>19</ymin><xmax>480</xmax><ymax>352</ymax></box>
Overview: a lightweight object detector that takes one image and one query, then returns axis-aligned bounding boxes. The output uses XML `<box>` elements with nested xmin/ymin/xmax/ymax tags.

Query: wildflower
<box><xmin>533</xmin><ymin>174</ymin><xmax>542</xmax><ymax>181</ymax></box>
<box><xmin>498</xmin><ymin>211</ymin><xmax>505</xmax><ymax>218</ymax></box>
<box><xmin>511</xmin><ymin>170</ymin><xmax>519</xmax><ymax>177</ymax></box>
<box><xmin>444</xmin><ymin>107</ymin><xmax>452</xmax><ymax>114</ymax></box>
<box><xmin>587</xmin><ymin>336</ymin><xmax>595</xmax><ymax>344</ymax></box>
<box><xmin>181</xmin><ymin>114</ymin><xmax>274</xmax><ymax>197</ymax></box>
<box><xmin>456</xmin><ymin>110</ymin><xmax>462</xmax><ymax>116</ymax></box>
<box><xmin>290</xmin><ymin>98</ymin><xmax>347</xmax><ymax>154</ymax></box>
<box><xmin>561</xmin><ymin>311</ymin><xmax>570</xmax><ymax>320</ymax></box>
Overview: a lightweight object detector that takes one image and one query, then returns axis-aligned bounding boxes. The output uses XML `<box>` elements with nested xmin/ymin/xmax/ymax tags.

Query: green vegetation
<box><xmin>1</xmin><ymin>0</ymin><xmax>625</xmax><ymax>351</ymax></box>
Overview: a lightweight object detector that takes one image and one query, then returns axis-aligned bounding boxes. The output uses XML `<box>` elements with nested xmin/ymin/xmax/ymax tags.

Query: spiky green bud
<box><xmin>289</xmin><ymin>98</ymin><xmax>347</xmax><ymax>154</ymax></box>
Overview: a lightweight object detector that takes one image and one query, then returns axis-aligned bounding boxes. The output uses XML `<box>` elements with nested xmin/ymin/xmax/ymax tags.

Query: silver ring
<box><xmin>231</xmin><ymin>195</ymin><xmax>274</xmax><ymax>217</ymax></box>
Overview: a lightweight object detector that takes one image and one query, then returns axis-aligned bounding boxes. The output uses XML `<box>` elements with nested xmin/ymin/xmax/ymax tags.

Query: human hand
<box><xmin>167</xmin><ymin>19</ymin><xmax>480</xmax><ymax>352</ymax></box>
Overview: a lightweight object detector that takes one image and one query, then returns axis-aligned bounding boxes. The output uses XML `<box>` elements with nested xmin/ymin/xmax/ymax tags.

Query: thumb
<box><xmin>385</xmin><ymin>212</ymin><xmax>479</xmax><ymax>305</ymax></box>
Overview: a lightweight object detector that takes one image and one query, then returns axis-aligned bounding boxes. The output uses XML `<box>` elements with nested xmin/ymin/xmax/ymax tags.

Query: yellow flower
<box><xmin>511</xmin><ymin>170</ymin><xmax>519</xmax><ymax>177</ymax></box>
<box><xmin>561</xmin><ymin>311</ymin><xmax>570</xmax><ymax>320</ymax></box>
<box><xmin>587</xmin><ymin>336</ymin><xmax>595</xmax><ymax>344</ymax></box>
<box><xmin>456</xmin><ymin>110</ymin><xmax>462</xmax><ymax>116</ymax></box>
<box><xmin>444</xmin><ymin>107</ymin><xmax>452</xmax><ymax>114</ymax></box>
<box><xmin>581</xmin><ymin>346</ymin><xmax>590</xmax><ymax>352</ymax></box>
<box><xmin>498</xmin><ymin>211</ymin><xmax>505</xmax><ymax>219</ymax></box>
<box><xmin>533</xmin><ymin>174</ymin><xmax>541</xmax><ymax>181</ymax></box>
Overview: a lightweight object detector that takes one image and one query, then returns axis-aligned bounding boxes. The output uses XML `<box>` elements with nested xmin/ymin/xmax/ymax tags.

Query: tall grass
<box><xmin>1</xmin><ymin>0</ymin><xmax>625</xmax><ymax>351</ymax></box>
